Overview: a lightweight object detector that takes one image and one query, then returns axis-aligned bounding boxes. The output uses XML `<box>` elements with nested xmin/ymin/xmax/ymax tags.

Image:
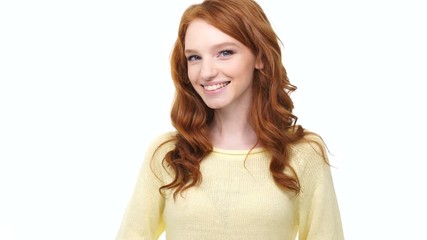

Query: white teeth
<box><xmin>203</xmin><ymin>82</ymin><xmax>230</xmax><ymax>91</ymax></box>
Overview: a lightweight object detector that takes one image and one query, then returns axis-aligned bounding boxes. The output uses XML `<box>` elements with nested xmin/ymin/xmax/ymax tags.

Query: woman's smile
<box><xmin>201</xmin><ymin>81</ymin><xmax>231</xmax><ymax>92</ymax></box>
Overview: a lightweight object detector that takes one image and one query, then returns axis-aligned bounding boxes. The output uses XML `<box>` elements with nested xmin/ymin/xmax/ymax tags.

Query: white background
<box><xmin>1</xmin><ymin>0</ymin><xmax>426</xmax><ymax>239</ymax></box>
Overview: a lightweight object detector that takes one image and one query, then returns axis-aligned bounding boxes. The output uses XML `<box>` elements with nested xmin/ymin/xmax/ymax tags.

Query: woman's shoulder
<box><xmin>289</xmin><ymin>128</ymin><xmax>325</xmax><ymax>149</ymax></box>
<box><xmin>288</xmin><ymin>129</ymin><xmax>329</xmax><ymax>167</ymax></box>
<box><xmin>143</xmin><ymin>131</ymin><xmax>177</xmax><ymax>172</ymax></box>
<box><xmin>146</xmin><ymin>130</ymin><xmax>177</xmax><ymax>153</ymax></box>
<box><xmin>150</xmin><ymin>130</ymin><xmax>177</xmax><ymax>144</ymax></box>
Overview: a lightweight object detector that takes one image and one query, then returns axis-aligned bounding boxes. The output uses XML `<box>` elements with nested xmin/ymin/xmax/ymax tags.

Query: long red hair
<box><xmin>160</xmin><ymin>0</ymin><xmax>312</xmax><ymax>198</ymax></box>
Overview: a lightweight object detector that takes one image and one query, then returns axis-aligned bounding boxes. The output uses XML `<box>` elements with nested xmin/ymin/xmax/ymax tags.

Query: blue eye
<box><xmin>219</xmin><ymin>50</ymin><xmax>234</xmax><ymax>57</ymax></box>
<box><xmin>187</xmin><ymin>55</ymin><xmax>201</xmax><ymax>61</ymax></box>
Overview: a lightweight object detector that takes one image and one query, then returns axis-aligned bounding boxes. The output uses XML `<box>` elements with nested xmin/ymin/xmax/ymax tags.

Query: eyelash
<box><xmin>187</xmin><ymin>55</ymin><xmax>201</xmax><ymax>61</ymax></box>
<box><xmin>218</xmin><ymin>50</ymin><xmax>234</xmax><ymax>57</ymax></box>
<box><xmin>186</xmin><ymin>50</ymin><xmax>235</xmax><ymax>62</ymax></box>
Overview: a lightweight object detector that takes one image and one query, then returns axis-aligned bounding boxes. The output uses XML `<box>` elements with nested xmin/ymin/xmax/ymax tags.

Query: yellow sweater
<box><xmin>116</xmin><ymin>132</ymin><xmax>344</xmax><ymax>240</ymax></box>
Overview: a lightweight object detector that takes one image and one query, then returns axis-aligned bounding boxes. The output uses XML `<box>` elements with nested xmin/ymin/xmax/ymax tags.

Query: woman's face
<box><xmin>184</xmin><ymin>19</ymin><xmax>262</xmax><ymax>111</ymax></box>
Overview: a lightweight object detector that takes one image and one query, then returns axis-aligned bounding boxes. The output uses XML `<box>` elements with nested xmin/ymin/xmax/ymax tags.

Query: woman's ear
<box><xmin>255</xmin><ymin>55</ymin><xmax>264</xmax><ymax>69</ymax></box>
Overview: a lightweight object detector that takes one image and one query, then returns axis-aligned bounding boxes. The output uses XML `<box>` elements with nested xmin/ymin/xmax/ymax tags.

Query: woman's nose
<box><xmin>200</xmin><ymin>59</ymin><xmax>219</xmax><ymax>81</ymax></box>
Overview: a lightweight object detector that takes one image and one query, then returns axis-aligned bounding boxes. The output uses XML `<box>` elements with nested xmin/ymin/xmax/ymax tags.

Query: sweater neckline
<box><xmin>211</xmin><ymin>146</ymin><xmax>266</xmax><ymax>155</ymax></box>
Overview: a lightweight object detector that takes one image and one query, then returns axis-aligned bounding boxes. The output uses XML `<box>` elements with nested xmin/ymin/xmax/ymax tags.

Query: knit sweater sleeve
<box><xmin>292</xmin><ymin>135</ymin><xmax>344</xmax><ymax>240</ymax></box>
<box><xmin>116</xmin><ymin>132</ymin><xmax>175</xmax><ymax>240</ymax></box>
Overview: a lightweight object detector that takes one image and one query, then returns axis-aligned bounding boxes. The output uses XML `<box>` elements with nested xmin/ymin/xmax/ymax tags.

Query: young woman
<box><xmin>117</xmin><ymin>0</ymin><xmax>344</xmax><ymax>239</ymax></box>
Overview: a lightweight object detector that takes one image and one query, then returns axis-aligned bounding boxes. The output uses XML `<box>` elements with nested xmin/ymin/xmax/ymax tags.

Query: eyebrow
<box><xmin>184</xmin><ymin>41</ymin><xmax>240</xmax><ymax>54</ymax></box>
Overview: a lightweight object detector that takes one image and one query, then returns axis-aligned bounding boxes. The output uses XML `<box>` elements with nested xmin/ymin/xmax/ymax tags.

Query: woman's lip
<box><xmin>201</xmin><ymin>81</ymin><xmax>231</xmax><ymax>87</ymax></box>
<box><xmin>201</xmin><ymin>81</ymin><xmax>231</xmax><ymax>92</ymax></box>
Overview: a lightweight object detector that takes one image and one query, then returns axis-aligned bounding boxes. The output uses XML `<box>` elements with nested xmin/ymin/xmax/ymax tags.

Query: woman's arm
<box><xmin>116</xmin><ymin>133</ymin><xmax>174</xmax><ymax>240</ymax></box>
<box><xmin>293</xmin><ymin>136</ymin><xmax>345</xmax><ymax>240</ymax></box>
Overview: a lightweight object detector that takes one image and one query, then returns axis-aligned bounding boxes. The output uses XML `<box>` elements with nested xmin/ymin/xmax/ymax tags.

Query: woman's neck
<box><xmin>209</xmin><ymin>108</ymin><xmax>259</xmax><ymax>150</ymax></box>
